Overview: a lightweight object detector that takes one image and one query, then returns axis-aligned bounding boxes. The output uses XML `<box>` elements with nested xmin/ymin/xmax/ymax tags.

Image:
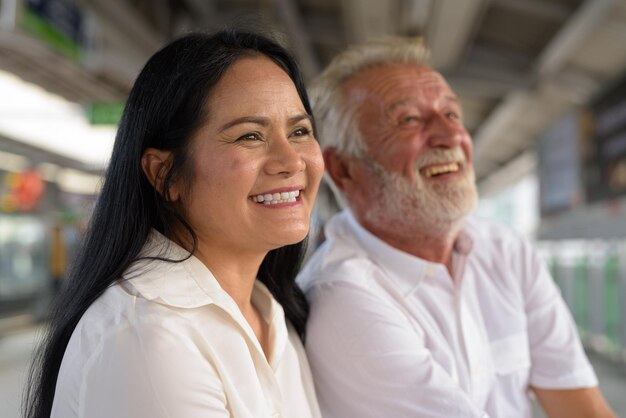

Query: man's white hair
<box><xmin>310</xmin><ymin>36</ymin><xmax>430</xmax><ymax>157</ymax></box>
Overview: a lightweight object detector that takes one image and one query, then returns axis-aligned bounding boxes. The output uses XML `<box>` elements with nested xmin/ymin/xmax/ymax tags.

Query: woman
<box><xmin>24</xmin><ymin>30</ymin><xmax>323</xmax><ymax>418</ymax></box>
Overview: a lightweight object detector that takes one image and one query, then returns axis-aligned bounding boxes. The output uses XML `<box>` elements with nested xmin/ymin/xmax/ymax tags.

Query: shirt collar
<box><xmin>124</xmin><ymin>230</ymin><xmax>288</xmax><ymax>366</ymax></box>
<box><xmin>335</xmin><ymin>209</ymin><xmax>474</xmax><ymax>297</ymax></box>
<box><xmin>123</xmin><ymin>230</ymin><xmax>281</xmax><ymax>319</ymax></box>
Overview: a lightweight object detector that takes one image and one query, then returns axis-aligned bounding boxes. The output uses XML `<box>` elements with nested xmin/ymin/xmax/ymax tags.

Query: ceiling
<box><xmin>2</xmin><ymin>0</ymin><xmax>626</xmax><ymax>196</ymax></box>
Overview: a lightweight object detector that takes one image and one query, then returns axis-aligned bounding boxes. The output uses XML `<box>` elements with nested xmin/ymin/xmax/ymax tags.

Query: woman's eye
<box><xmin>236</xmin><ymin>132</ymin><xmax>262</xmax><ymax>142</ymax></box>
<box><xmin>291</xmin><ymin>127</ymin><xmax>312</xmax><ymax>137</ymax></box>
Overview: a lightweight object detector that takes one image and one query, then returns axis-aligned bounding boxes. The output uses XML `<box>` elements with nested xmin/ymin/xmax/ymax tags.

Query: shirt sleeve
<box><xmin>79</xmin><ymin>320</ymin><xmax>230</xmax><ymax>418</ymax></box>
<box><xmin>305</xmin><ymin>281</ymin><xmax>490</xmax><ymax>418</ymax></box>
<box><xmin>519</xmin><ymin>238</ymin><xmax>598</xmax><ymax>389</ymax></box>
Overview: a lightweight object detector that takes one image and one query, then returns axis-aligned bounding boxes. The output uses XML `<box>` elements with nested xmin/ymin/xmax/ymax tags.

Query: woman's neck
<box><xmin>171</xmin><ymin>229</ymin><xmax>272</xmax><ymax>359</ymax></box>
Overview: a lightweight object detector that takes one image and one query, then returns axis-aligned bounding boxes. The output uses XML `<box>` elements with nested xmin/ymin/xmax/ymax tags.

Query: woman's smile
<box><xmin>250</xmin><ymin>187</ymin><xmax>302</xmax><ymax>206</ymax></box>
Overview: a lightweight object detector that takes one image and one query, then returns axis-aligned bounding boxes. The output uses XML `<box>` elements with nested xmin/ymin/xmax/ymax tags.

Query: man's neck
<box><xmin>359</xmin><ymin>214</ymin><xmax>465</xmax><ymax>276</ymax></box>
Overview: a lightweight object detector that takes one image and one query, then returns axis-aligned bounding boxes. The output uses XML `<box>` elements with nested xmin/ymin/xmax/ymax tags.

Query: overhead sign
<box><xmin>21</xmin><ymin>0</ymin><xmax>86</xmax><ymax>61</ymax></box>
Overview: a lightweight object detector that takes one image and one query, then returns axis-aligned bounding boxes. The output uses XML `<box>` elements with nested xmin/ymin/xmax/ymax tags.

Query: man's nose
<box><xmin>264</xmin><ymin>136</ymin><xmax>306</xmax><ymax>176</ymax></box>
<box><xmin>425</xmin><ymin>113</ymin><xmax>464</xmax><ymax>148</ymax></box>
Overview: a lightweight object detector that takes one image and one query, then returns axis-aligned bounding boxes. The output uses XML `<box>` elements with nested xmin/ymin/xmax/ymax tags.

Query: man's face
<box><xmin>341</xmin><ymin>62</ymin><xmax>477</xmax><ymax>234</ymax></box>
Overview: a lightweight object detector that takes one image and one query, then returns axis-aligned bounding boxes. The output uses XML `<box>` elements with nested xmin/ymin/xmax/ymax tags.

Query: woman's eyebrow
<box><xmin>288</xmin><ymin>113</ymin><xmax>313</xmax><ymax>125</ymax></box>
<box><xmin>219</xmin><ymin>116</ymin><xmax>269</xmax><ymax>132</ymax></box>
<box><xmin>219</xmin><ymin>113</ymin><xmax>311</xmax><ymax>132</ymax></box>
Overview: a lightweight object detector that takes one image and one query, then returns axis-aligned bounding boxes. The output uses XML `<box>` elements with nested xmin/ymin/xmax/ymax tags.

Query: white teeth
<box><xmin>424</xmin><ymin>162</ymin><xmax>460</xmax><ymax>178</ymax></box>
<box><xmin>252</xmin><ymin>190</ymin><xmax>301</xmax><ymax>205</ymax></box>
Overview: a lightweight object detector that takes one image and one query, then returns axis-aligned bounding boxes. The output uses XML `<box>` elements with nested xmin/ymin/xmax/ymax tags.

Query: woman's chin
<box><xmin>267</xmin><ymin>227</ymin><xmax>310</xmax><ymax>250</ymax></box>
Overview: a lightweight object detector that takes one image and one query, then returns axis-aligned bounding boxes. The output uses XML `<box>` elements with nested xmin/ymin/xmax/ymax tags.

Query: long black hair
<box><xmin>23</xmin><ymin>29</ymin><xmax>313</xmax><ymax>418</ymax></box>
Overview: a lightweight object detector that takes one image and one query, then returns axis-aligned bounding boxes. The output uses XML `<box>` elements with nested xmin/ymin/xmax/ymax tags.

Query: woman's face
<box><xmin>175</xmin><ymin>56</ymin><xmax>323</xmax><ymax>255</ymax></box>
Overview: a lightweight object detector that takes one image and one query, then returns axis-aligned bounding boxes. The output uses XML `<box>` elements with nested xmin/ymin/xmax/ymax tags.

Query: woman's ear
<box><xmin>141</xmin><ymin>148</ymin><xmax>179</xmax><ymax>201</ymax></box>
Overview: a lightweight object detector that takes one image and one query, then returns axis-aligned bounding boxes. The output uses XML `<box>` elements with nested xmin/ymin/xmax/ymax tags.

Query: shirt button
<box><xmin>272</xmin><ymin>412</ymin><xmax>281</xmax><ymax>418</ymax></box>
<box><xmin>426</xmin><ymin>267</ymin><xmax>435</xmax><ymax>275</ymax></box>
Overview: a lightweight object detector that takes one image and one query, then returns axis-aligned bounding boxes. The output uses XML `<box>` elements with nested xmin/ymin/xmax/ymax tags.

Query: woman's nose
<box><xmin>264</xmin><ymin>136</ymin><xmax>306</xmax><ymax>176</ymax></box>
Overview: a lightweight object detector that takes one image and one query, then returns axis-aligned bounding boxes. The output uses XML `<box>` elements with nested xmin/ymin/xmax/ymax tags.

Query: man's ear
<box><xmin>323</xmin><ymin>147</ymin><xmax>360</xmax><ymax>196</ymax></box>
<box><xmin>140</xmin><ymin>148</ymin><xmax>179</xmax><ymax>201</ymax></box>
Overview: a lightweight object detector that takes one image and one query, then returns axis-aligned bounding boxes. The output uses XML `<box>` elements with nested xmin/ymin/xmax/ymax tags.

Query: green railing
<box><xmin>546</xmin><ymin>242</ymin><xmax>624</xmax><ymax>358</ymax></box>
<box><xmin>574</xmin><ymin>256</ymin><xmax>589</xmax><ymax>333</ymax></box>
<box><xmin>604</xmin><ymin>253</ymin><xmax>620</xmax><ymax>351</ymax></box>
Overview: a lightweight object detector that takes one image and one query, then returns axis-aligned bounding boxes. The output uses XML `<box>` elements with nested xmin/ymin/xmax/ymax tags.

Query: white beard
<box><xmin>362</xmin><ymin>148</ymin><xmax>478</xmax><ymax>237</ymax></box>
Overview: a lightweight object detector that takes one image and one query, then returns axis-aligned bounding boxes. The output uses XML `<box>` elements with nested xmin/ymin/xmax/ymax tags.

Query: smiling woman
<box><xmin>23</xmin><ymin>30</ymin><xmax>323</xmax><ymax>418</ymax></box>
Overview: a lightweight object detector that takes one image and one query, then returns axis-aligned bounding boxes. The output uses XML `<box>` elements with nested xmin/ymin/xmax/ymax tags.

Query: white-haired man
<box><xmin>297</xmin><ymin>38</ymin><xmax>616</xmax><ymax>418</ymax></box>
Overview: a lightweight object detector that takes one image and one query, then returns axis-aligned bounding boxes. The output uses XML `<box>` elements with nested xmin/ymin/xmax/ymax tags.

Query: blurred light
<box><xmin>0</xmin><ymin>70</ymin><xmax>116</xmax><ymax>168</ymax></box>
<box><xmin>0</xmin><ymin>150</ymin><xmax>29</xmax><ymax>172</ymax></box>
<box><xmin>37</xmin><ymin>162</ymin><xmax>61</xmax><ymax>182</ymax></box>
<box><xmin>56</xmin><ymin>168</ymin><xmax>103</xmax><ymax>195</ymax></box>
<box><xmin>477</xmin><ymin>174</ymin><xmax>539</xmax><ymax>239</ymax></box>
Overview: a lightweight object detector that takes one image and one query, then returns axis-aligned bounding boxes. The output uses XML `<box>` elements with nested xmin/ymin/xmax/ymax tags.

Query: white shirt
<box><xmin>298</xmin><ymin>210</ymin><xmax>597</xmax><ymax>418</ymax></box>
<box><xmin>52</xmin><ymin>231</ymin><xmax>321</xmax><ymax>418</ymax></box>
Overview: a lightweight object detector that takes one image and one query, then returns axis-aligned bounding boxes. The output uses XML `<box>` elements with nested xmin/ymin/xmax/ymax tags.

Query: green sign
<box><xmin>21</xmin><ymin>0</ymin><xmax>85</xmax><ymax>61</ymax></box>
<box><xmin>87</xmin><ymin>103</ymin><xmax>125</xmax><ymax>126</ymax></box>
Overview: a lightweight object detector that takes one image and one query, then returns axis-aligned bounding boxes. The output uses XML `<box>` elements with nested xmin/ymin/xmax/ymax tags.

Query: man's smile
<box><xmin>420</xmin><ymin>162</ymin><xmax>460</xmax><ymax>178</ymax></box>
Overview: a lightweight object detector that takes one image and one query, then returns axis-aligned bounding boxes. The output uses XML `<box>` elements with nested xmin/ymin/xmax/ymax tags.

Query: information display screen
<box><xmin>584</xmin><ymin>74</ymin><xmax>626</xmax><ymax>203</ymax></box>
<box><xmin>538</xmin><ymin>112</ymin><xmax>583</xmax><ymax>215</ymax></box>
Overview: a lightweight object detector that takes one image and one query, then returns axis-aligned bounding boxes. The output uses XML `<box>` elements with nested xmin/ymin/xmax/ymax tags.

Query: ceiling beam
<box><xmin>398</xmin><ymin>0</ymin><xmax>432</xmax><ymax>35</ymax></box>
<box><xmin>473</xmin><ymin>0</ymin><xmax>616</xmax><ymax>193</ymax></box>
<box><xmin>181</xmin><ymin>0</ymin><xmax>220</xmax><ymax>30</ymax></box>
<box><xmin>0</xmin><ymin>33</ymin><xmax>124</xmax><ymax>101</ymax></box>
<box><xmin>340</xmin><ymin>0</ymin><xmax>399</xmax><ymax>43</ymax></box>
<box><xmin>76</xmin><ymin>0</ymin><xmax>165</xmax><ymax>53</ymax></box>
<box><xmin>426</xmin><ymin>0</ymin><xmax>489</xmax><ymax>70</ymax></box>
<box><xmin>0</xmin><ymin>133</ymin><xmax>102</xmax><ymax>174</ymax></box>
<box><xmin>473</xmin><ymin>90</ymin><xmax>534</xmax><ymax>164</ymax></box>
<box><xmin>536</xmin><ymin>0</ymin><xmax>615</xmax><ymax>79</ymax></box>
<box><xmin>492</xmin><ymin>0</ymin><xmax>571</xmax><ymax>22</ymax></box>
<box><xmin>272</xmin><ymin>0</ymin><xmax>320</xmax><ymax>80</ymax></box>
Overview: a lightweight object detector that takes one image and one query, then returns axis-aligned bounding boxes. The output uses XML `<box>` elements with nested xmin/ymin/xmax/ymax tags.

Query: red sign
<box><xmin>2</xmin><ymin>169</ymin><xmax>45</xmax><ymax>212</ymax></box>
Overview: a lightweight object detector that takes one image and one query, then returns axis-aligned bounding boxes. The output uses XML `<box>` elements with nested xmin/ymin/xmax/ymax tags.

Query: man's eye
<box><xmin>446</xmin><ymin>112</ymin><xmax>460</xmax><ymax>121</ymax></box>
<box><xmin>236</xmin><ymin>132</ymin><xmax>262</xmax><ymax>141</ymax></box>
<box><xmin>399</xmin><ymin>115</ymin><xmax>420</xmax><ymax>124</ymax></box>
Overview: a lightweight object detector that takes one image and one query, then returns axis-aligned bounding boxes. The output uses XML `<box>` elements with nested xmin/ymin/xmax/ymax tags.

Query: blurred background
<box><xmin>1</xmin><ymin>0</ymin><xmax>626</xmax><ymax>416</ymax></box>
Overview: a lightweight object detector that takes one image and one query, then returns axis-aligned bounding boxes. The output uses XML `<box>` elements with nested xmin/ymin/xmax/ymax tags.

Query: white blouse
<box><xmin>51</xmin><ymin>231</ymin><xmax>320</xmax><ymax>418</ymax></box>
